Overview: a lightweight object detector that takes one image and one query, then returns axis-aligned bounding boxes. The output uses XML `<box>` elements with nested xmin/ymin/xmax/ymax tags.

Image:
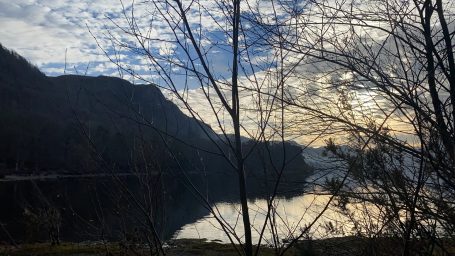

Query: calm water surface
<box><xmin>175</xmin><ymin>193</ymin><xmax>365</xmax><ymax>243</ymax></box>
<box><xmin>0</xmin><ymin>174</ymin><xmax>374</xmax><ymax>244</ymax></box>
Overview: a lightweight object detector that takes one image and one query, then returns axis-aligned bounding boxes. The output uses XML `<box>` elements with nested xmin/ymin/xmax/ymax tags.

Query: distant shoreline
<box><xmin>0</xmin><ymin>172</ymin><xmax>148</xmax><ymax>182</ymax></box>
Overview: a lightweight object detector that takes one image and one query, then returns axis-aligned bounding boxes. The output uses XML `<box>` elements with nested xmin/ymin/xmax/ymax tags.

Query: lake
<box><xmin>0</xmin><ymin>172</ymin><xmax>371</xmax><ymax>245</ymax></box>
<box><xmin>175</xmin><ymin>193</ymin><xmax>369</xmax><ymax>244</ymax></box>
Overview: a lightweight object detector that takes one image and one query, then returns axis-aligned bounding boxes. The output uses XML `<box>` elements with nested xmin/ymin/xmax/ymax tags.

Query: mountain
<box><xmin>0</xmin><ymin>44</ymin><xmax>213</xmax><ymax>173</ymax></box>
<box><xmin>0</xmin><ymin>44</ymin><xmax>311</xmax><ymax>188</ymax></box>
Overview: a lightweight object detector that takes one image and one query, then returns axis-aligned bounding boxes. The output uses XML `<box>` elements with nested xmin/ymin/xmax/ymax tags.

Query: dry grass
<box><xmin>1</xmin><ymin>237</ymin><xmax>454</xmax><ymax>256</ymax></box>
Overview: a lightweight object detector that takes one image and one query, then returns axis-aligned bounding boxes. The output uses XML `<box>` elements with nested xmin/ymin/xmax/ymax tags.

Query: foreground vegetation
<box><xmin>0</xmin><ymin>240</ymin><xmax>277</xmax><ymax>256</ymax></box>
<box><xmin>2</xmin><ymin>237</ymin><xmax>455</xmax><ymax>256</ymax></box>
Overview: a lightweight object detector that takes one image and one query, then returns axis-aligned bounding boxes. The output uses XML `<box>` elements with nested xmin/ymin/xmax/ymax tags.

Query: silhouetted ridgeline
<box><xmin>0</xmin><ymin>44</ymin><xmax>311</xmax><ymax>182</ymax></box>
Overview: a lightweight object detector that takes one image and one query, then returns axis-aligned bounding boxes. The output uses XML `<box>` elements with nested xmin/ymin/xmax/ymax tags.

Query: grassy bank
<box><xmin>1</xmin><ymin>237</ymin><xmax>455</xmax><ymax>256</ymax></box>
<box><xmin>0</xmin><ymin>239</ymin><xmax>281</xmax><ymax>256</ymax></box>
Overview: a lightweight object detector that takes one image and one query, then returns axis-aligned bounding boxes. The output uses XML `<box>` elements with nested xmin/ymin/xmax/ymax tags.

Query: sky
<box><xmin>1</xmin><ymin>0</ymin><xmax>116</xmax><ymax>76</ymax></box>
<box><xmin>0</xmin><ymin>0</ymin><xmax>234</xmax><ymax>84</ymax></box>
<box><xmin>0</xmin><ymin>0</ymin><xmax>426</xmax><ymax>146</ymax></box>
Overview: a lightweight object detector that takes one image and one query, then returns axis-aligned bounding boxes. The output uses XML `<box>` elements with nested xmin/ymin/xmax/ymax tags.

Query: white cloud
<box><xmin>0</xmin><ymin>1</ymin><xmax>100</xmax><ymax>69</ymax></box>
<box><xmin>0</xmin><ymin>0</ymin><xmax>138</xmax><ymax>76</ymax></box>
<box><xmin>0</xmin><ymin>0</ymin><xmax>233</xmax><ymax>78</ymax></box>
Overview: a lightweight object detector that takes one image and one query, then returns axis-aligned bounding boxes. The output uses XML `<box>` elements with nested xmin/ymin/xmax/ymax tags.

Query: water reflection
<box><xmin>0</xmin><ymin>175</ymin><xmax>210</xmax><ymax>242</ymax></box>
<box><xmin>0</xmin><ymin>173</ymin><xmax>306</xmax><ymax>243</ymax></box>
<box><xmin>0</xmin><ymin>173</ymin><xmax>383</xmax><ymax>245</ymax></box>
<box><xmin>175</xmin><ymin>193</ymin><xmax>382</xmax><ymax>244</ymax></box>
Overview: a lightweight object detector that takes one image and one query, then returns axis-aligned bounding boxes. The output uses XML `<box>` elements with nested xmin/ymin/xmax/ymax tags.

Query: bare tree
<box><xmin>91</xmin><ymin>1</ymin><xmax>317</xmax><ymax>255</ymax></box>
<box><xmin>251</xmin><ymin>0</ymin><xmax>455</xmax><ymax>254</ymax></box>
<box><xmin>86</xmin><ymin>0</ymin><xmax>455</xmax><ymax>254</ymax></box>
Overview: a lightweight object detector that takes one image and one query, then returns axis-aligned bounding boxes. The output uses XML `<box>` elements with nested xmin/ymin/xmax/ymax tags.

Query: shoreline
<box><xmin>0</xmin><ymin>173</ymin><xmax>142</xmax><ymax>182</ymax></box>
<box><xmin>2</xmin><ymin>237</ymin><xmax>454</xmax><ymax>256</ymax></box>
